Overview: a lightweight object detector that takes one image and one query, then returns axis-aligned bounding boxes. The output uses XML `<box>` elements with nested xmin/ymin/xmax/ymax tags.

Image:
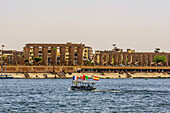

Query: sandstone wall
<box><xmin>0</xmin><ymin>66</ymin><xmax>75</xmax><ymax>73</ymax></box>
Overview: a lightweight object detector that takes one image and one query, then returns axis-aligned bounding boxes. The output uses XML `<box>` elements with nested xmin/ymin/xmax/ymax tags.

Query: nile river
<box><xmin>0</xmin><ymin>79</ymin><xmax>169</xmax><ymax>112</ymax></box>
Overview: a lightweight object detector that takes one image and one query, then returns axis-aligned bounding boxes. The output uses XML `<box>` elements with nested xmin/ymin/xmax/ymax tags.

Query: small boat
<box><xmin>0</xmin><ymin>45</ymin><xmax>14</xmax><ymax>79</ymax></box>
<box><xmin>0</xmin><ymin>74</ymin><xmax>13</xmax><ymax>79</ymax></box>
<box><xmin>0</xmin><ymin>64</ymin><xmax>14</xmax><ymax>79</ymax></box>
<box><xmin>0</xmin><ymin>62</ymin><xmax>13</xmax><ymax>79</ymax></box>
<box><xmin>71</xmin><ymin>80</ymin><xmax>96</xmax><ymax>91</ymax></box>
<box><xmin>0</xmin><ymin>63</ymin><xmax>14</xmax><ymax>79</ymax></box>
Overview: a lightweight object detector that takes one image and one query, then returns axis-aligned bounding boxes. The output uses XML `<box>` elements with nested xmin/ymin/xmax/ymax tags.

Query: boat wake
<box><xmin>68</xmin><ymin>88</ymin><xmax>120</xmax><ymax>92</ymax></box>
<box><xmin>92</xmin><ymin>89</ymin><xmax>120</xmax><ymax>92</ymax></box>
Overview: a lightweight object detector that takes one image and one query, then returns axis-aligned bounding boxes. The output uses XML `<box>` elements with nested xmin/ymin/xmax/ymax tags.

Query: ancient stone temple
<box><xmin>1</xmin><ymin>42</ymin><xmax>170</xmax><ymax>67</ymax></box>
<box><xmin>23</xmin><ymin>42</ymin><xmax>93</xmax><ymax>66</ymax></box>
<box><xmin>0</xmin><ymin>50</ymin><xmax>24</xmax><ymax>65</ymax></box>
<box><xmin>94</xmin><ymin>51</ymin><xmax>170</xmax><ymax>67</ymax></box>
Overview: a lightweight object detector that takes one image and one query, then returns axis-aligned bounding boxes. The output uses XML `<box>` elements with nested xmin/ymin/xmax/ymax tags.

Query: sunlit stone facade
<box><xmin>23</xmin><ymin>42</ymin><xmax>92</xmax><ymax>66</ymax></box>
<box><xmin>94</xmin><ymin>51</ymin><xmax>170</xmax><ymax>66</ymax></box>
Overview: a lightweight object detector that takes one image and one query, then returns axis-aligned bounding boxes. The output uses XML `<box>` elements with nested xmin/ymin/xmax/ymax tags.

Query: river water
<box><xmin>0</xmin><ymin>79</ymin><xmax>169</xmax><ymax>113</ymax></box>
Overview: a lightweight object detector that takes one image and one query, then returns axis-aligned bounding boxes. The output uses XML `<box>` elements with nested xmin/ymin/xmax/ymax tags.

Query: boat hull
<box><xmin>0</xmin><ymin>75</ymin><xmax>13</xmax><ymax>79</ymax></box>
<box><xmin>71</xmin><ymin>86</ymin><xmax>96</xmax><ymax>91</ymax></box>
<box><xmin>0</xmin><ymin>77</ymin><xmax>13</xmax><ymax>79</ymax></box>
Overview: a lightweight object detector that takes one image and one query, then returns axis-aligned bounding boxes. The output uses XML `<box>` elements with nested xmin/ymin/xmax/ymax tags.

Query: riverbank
<box><xmin>2</xmin><ymin>72</ymin><xmax>170</xmax><ymax>79</ymax></box>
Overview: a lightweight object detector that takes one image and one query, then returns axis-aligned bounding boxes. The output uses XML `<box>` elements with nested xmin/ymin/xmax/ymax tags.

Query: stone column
<box><xmin>7</xmin><ymin>56</ymin><xmax>12</xmax><ymax>65</ymax></box>
<box><xmin>12</xmin><ymin>52</ymin><xmax>17</xmax><ymax>65</ymax></box>
<box><xmin>42</xmin><ymin>46</ymin><xmax>48</xmax><ymax>66</ymax></box>
<box><xmin>69</xmin><ymin>47</ymin><xmax>75</xmax><ymax>66</ymax></box>
<box><xmin>114</xmin><ymin>54</ymin><xmax>118</xmax><ymax>66</ymax></box>
<box><xmin>77</xmin><ymin>46</ymin><xmax>83</xmax><ymax>66</ymax></box>
<box><xmin>168</xmin><ymin>55</ymin><xmax>170</xmax><ymax>66</ymax></box>
<box><xmin>148</xmin><ymin>54</ymin><xmax>152</xmax><ymax>66</ymax></box>
<box><xmin>33</xmin><ymin>46</ymin><xmax>39</xmax><ymax>58</ymax></box>
<box><xmin>132</xmin><ymin>54</ymin><xmax>136</xmax><ymax>65</ymax></box>
<box><xmin>33</xmin><ymin>46</ymin><xmax>39</xmax><ymax>64</ymax></box>
<box><xmin>17</xmin><ymin>55</ymin><xmax>21</xmax><ymax>65</ymax></box>
<box><xmin>104</xmin><ymin>54</ymin><xmax>109</xmax><ymax>66</ymax></box>
<box><xmin>60</xmin><ymin>47</ymin><xmax>66</xmax><ymax>66</ymax></box>
<box><xmin>24</xmin><ymin>47</ymin><xmax>30</xmax><ymax>61</ymax></box>
<box><xmin>145</xmin><ymin>55</ymin><xmax>149</xmax><ymax>66</ymax></box>
<box><xmin>11</xmin><ymin>55</ymin><xmax>14</xmax><ymax>65</ymax></box>
<box><xmin>51</xmin><ymin>47</ymin><xmax>57</xmax><ymax>65</ymax></box>
<box><xmin>166</xmin><ymin>55</ymin><xmax>169</xmax><ymax>66</ymax></box>
<box><xmin>15</xmin><ymin>53</ymin><xmax>17</xmax><ymax>65</ymax></box>
<box><xmin>128</xmin><ymin>54</ymin><xmax>131</xmax><ymax>65</ymax></box>
<box><xmin>6</xmin><ymin>56</ymin><xmax>9</xmax><ymax>65</ymax></box>
<box><xmin>118</xmin><ymin>54</ymin><xmax>122</xmax><ymax>65</ymax></box>
<box><xmin>123</xmin><ymin>54</ymin><xmax>127</xmax><ymax>66</ymax></box>
<box><xmin>104</xmin><ymin>54</ymin><xmax>107</xmax><ymax>63</ymax></box>
<box><xmin>109</xmin><ymin>54</ymin><xmax>113</xmax><ymax>66</ymax></box>
<box><xmin>100</xmin><ymin>53</ymin><xmax>104</xmax><ymax>66</ymax></box>
<box><xmin>19</xmin><ymin>57</ymin><xmax>25</xmax><ymax>65</ymax></box>
<box><xmin>137</xmin><ymin>54</ymin><xmax>140</xmax><ymax>66</ymax></box>
<box><xmin>94</xmin><ymin>54</ymin><xmax>98</xmax><ymax>65</ymax></box>
<box><xmin>97</xmin><ymin>54</ymin><xmax>101</xmax><ymax>65</ymax></box>
<box><xmin>0</xmin><ymin>57</ymin><xmax>2</xmax><ymax>64</ymax></box>
<box><xmin>143</xmin><ymin>54</ymin><xmax>146</xmax><ymax>66</ymax></box>
<box><xmin>140</xmin><ymin>54</ymin><xmax>143</xmax><ymax>66</ymax></box>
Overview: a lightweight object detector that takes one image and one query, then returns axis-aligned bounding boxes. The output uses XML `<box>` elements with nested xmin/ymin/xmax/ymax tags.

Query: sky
<box><xmin>0</xmin><ymin>0</ymin><xmax>170</xmax><ymax>52</ymax></box>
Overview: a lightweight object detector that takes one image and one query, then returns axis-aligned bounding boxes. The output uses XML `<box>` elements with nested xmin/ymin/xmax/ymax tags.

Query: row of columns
<box><xmin>24</xmin><ymin>46</ymin><xmax>84</xmax><ymax>66</ymax></box>
<box><xmin>1</xmin><ymin>52</ymin><xmax>24</xmax><ymax>65</ymax></box>
<box><xmin>98</xmin><ymin>53</ymin><xmax>169</xmax><ymax>66</ymax></box>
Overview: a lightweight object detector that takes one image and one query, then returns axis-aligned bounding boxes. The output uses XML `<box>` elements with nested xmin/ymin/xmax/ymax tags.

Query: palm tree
<box><xmin>154</xmin><ymin>47</ymin><xmax>160</xmax><ymax>53</ymax></box>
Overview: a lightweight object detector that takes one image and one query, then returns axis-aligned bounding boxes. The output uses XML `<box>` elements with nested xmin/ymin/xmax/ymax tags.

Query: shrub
<box><xmin>153</xmin><ymin>55</ymin><xmax>166</xmax><ymax>63</ymax></box>
<box><xmin>2</xmin><ymin>56</ymin><xmax>6</xmax><ymax>59</ymax></box>
<box><xmin>53</xmin><ymin>47</ymin><xmax>57</xmax><ymax>51</ymax></box>
<box><xmin>25</xmin><ymin>59</ymin><xmax>29</xmax><ymax>62</ymax></box>
<box><xmin>34</xmin><ymin>57</ymin><xmax>42</xmax><ymax>63</ymax></box>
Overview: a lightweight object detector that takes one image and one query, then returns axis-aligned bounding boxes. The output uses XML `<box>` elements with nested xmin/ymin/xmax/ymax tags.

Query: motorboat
<box><xmin>71</xmin><ymin>80</ymin><xmax>96</xmax><ymax>91</ymax></box>
<box><xmin>0</xmin><ymin>74</ymin><xmax>13</xmax><ymax>79</ymax></box>
<box><xmin>0</xmin><ymin>45</ymin><xmax>14</xmax><ymax>79</ymax></box>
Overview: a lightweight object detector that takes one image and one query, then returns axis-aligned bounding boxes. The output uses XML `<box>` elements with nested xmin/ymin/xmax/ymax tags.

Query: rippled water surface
<box><xmin>0</xmin><ymin>79</ymin><xmax>170</xmax><ymax>113</ymax></box>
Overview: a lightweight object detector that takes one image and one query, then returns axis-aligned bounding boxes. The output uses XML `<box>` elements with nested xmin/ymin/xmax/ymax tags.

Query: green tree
<box><xmin>25</xmin><ymin>59</ymin><xmax>28</xmax><ymax>62</ymax></box>
<box><xmin>121</xmin><ymin>59</ymin><xmax>125</xmax><ymax>64</ymax></box>
<box><xmin>21</xmin><ymin>54</ymin><xmax>24</xmax><ymax>58</ymax></box>
<box><xmin>53</xmin><ymin>47</ymin><xmax>57</xmax><ymax>51</ymax></box>
<box><xmin>2</xmin><ymin>56</ymin><xmax>6</xmax><ymax>60</ymax></box>
<box><xmin>88</xmin><ymin>60</ymin><xmax>92</xmax><ymax>65</ymax></box>
<box><xmin>34</xmin><ymin>57</ymin><xmax>42</xmax><ymax>63</ymax></box>
<box><xmin>112</xmin><ymin>58</ymin><xmax>114</xmax><ymax>62</ymax></box>
<box><xmin>107</xmin><ymin>57</ymin><xmax>114</xmax><ymax>64</ymax></box>
<box><xmin>24</xmin><ymin>59</ymin><xmax>29</xmax><ymax>65</ymax></box>
<box><xmin>25</xmin><ymin>59</ymin><xmax>29</xmax><ymax>63</ymax></box>
<box><xmin>153</xmin><ymin>55</ymin><xmax>166</xmax><ymax>63</ymax></box>
<box><xmin>91</xmin><ymin>62</ymin><xmax>94</xmax><ymax>66</ymax></box>
<box><xmin>126</xmin><ymin>59</ymin><xmax>128</xmax><ymax>64</ymax></box>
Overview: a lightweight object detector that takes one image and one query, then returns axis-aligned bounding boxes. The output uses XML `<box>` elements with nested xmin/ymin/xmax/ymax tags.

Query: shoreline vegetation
<box><xmin>1</xmin><ymin>72</ymin><xmax>170</xmax><ymax>79</ymax></box>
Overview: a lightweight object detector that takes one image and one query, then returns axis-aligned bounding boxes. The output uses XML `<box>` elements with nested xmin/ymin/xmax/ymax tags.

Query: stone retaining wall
<box><xmin>0</xmin><ymin>66</ymin><xmax>75</xmax><ymax>73</ymax></box>
<box><xmin>1</xmin><ymin>66</ymin><xmax>170</xmax><ymax>73</ymax></box>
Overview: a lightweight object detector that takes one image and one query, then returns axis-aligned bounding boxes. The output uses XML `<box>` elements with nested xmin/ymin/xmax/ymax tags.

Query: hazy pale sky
<box><xmin>0</xmin><ymin>0</ymin><xmax>170</xmax><ymax>52</ymax></box>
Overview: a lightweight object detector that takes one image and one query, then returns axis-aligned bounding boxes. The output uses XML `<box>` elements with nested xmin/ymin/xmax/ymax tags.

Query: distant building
<box><xmin>1</xmin><ymin>42</ymin><xmax>170</xmax><ymax>67</ymax></box>
<box><xmin>127</xmin><ymin>49</ymin><xmax>135</xmax><ymax>53</ymax></box>
<box><xmin>23</xmin><ymin>42</ymin><xmax>93</xmax><ymax>66</ymax></box>
<box><xmin>0</xmin><ymin>50</ymin><xmax>24</xmax><ymax>65</ymax></box>
<box><xmin>112</xmin><ymin>47</ymin><xmax>123</xmax><ymax>53</ymax></box>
